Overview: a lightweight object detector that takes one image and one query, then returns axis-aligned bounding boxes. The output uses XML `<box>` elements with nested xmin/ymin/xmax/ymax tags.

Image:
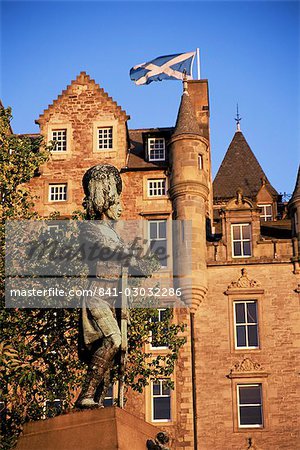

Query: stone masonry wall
<box><xmin>24</xmin><ymin>74</ymin><xmax>299</xmax><ymax>450</ymax></box>
<box><xmin>28</xmin><ymin>72</ymin><xmax>129</xmax><ymax>217</ymax></box>
<box><xmin>194</xmin><ymin>263</ymin><xmax>300</xmax><ymax>450</ymax></box>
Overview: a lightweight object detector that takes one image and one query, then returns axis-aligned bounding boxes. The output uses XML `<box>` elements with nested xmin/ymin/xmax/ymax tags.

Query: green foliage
<box><xmin>0</xmin><ymin>106</ymin><xmax>53</xmax><ymax>449</ymax></box>
<box><xmin>0</xmin><ymin>108</ymin><xmax>186</xmax><ymax>449</ymax></box>
<box><xmin>126</xmin><ymin>307</ymin><xmax>186</xmax><ymax>393</ymax></box>
<box><xmin>0</xmin><ymin>107</ymin><xmax>50</xmax><ymax>220</ymax></box>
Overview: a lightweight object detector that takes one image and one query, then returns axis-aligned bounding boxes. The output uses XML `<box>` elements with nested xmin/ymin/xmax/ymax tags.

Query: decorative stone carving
<box><xmin>146</xmin><ymin>431</ymin><xmax>170</xmax><ymax>450</ymax></box>
<box><xmin>228</xmin><ymin>268</ymin><xmax>260</xmax><ymax>289</ymax></box>
<box><xmin>227</xmin><ymin>191</ymin><xmax>253</xmax><ymax>210</ymax></box>
<box><xmin>232</xmin><ymin>357</ymin><xmax>262</xmax><ymax>373</ymax></box>
<box><xmin>228</xmin><ymin>356</ymin><xmax>268</xmax><ymax>379</ymax></box>
<box><xmin>236</xmin><ymin>188</ymin><xmax>243</xmax><ymax>205</ymax></box>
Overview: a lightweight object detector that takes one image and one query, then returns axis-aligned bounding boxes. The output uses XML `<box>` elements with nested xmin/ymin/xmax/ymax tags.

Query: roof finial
<box><xmin>182</xmin><ymin>69</ymin><xmax>188</xmax><ymax>95</ymax></box>
<box><xmin>235</xmin><ymin>103</ymin><xmax>242</xmax><ymax>131</ymax></box>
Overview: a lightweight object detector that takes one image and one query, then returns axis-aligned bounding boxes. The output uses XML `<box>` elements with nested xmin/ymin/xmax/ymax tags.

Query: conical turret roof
<box><xmin>173</xmin><ymin>89</ymin><xmax>200</xmax><ymax>137</ymax></box>
<box><xmin>290</xmin><ymin>165</ymin><xmax>300</xmax><ymax>205</ymax></box>
<box><xmin>213</xmin><ymin>130</ymin><xmax>278</xmax><ymax>200</ymax></box>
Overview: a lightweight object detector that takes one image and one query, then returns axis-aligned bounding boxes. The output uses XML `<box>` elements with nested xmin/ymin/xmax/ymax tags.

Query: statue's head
<box><xmin>82</xmin><ymin>164</ymin><xmax>122</xmax><ymax>219</ymax></box>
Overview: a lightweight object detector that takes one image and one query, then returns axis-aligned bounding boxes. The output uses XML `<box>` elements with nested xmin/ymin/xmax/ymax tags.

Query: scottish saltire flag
<box><xmin>130</xmin><ymin>52</ymin><xmax>196</xmax><ymax>85</ymax></box>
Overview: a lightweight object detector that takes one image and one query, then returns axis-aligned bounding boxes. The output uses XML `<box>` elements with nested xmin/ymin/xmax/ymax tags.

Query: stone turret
<box><xmin>289</xmin><ymin>166</ymin><xmax>300</xmax><ymax>272</ymax></box>
<box><xmin>169</xmin><ymin>80</ymin><xmax>211</xmax><ymax>311</ymax></box>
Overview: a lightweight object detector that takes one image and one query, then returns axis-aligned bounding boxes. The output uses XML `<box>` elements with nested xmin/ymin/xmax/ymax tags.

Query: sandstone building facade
<box><xmin>17</xmin><ymin>72</ymin><xmax>300</xmax><ymax>449</ymax></box>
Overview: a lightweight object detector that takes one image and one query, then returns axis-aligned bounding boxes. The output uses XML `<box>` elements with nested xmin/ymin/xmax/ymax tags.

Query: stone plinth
<box><xmin>15</xmin><ymin>407</ymin><xmax>160</xmax><ymax>450</ymax></box>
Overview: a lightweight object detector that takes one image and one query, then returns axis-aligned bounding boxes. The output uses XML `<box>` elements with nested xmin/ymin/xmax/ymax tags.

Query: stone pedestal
<box><xmin>15</xmin><ymin>407</ymin><xmax>160</xmax><ymax>450</ymax></box>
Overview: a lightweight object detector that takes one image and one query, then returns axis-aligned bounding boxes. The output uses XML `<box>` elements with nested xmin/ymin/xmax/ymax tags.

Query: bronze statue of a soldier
<box><xmin>76</xmin><ymin>164</ymin><xmax>135</xmax><ymax>409</ymax></box>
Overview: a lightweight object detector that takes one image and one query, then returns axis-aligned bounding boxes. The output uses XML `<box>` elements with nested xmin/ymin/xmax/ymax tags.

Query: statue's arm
<box><xmin>83</xmin><ymin>223</ymin><xmax>135</xmax><ymax>266</ymax></box>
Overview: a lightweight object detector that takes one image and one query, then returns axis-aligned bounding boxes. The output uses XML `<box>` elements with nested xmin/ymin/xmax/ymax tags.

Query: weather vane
<box><xmin>235</xmin><ymin>103</ymin><xmax>242</xmax><ymax>131</ymax></box>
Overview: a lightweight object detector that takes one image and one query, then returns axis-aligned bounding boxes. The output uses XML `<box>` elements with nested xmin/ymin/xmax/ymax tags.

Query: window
<box><xmin>198</xmin><ymin>154</ymin><xmax>203</xmax><ymax>170</ymax></box>
<box><xmin>237</xmin><ymin>384</ymin><xmax>263</xmax><ymax>428</ymax></box>
<box><xmin>151</xmin><ymin>380</ymin><xmax>171</xmax><ymax>421</ymax></box>
<box><xmin>231</xmin><ymin>223</ymin><xmax>251</xmax><ymax>257</ymax></box>
<box><xmin>150</xmin><ymin>309</ymin><xmax>169</xmax><ymax>349</ymax></box>
<box><xmin>148</xmin><ymin>179</ymin><xmax>166</xmax><ymax>197</ymax></box>
<box><xmin>52</xmin><ymin>129</ymin><xmax>67</xmax><ymax>152</ymax></box>
<box><xmin>148</xmin><ymin>220</ymin><xmax>167</xmax><ymax>267</ymax></box>
<box><xmin>49</xmin><ymin>184</ymin><xmax>67</xmax><ymax>202</ymax></box>
<box><xmin>148</xmin><ymin>138</ymin><xmax>165</xmax><ymax>161</ymax></box>
<box><xmin>234</xmin><ymin>301</ymin><xmax>259</xmax><ymax>348</ymax></box>
<box><xmin>258</xmin><ymin>204</ymin><xmax>272</xmax><ymax>221</ymax></box>
<box><xmin>103</xmin><ymin>384</ymin><xmax>114</xmax><ymax>407</ymax></box>
<box><xmin>98</xmin><ymin>127</ymin><xmax>113</xmax><ymax>150</ymax></box>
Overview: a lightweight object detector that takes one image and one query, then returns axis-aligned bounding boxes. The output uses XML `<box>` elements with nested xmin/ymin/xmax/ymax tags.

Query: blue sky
<box><xmin>1</xmin><ymin>1</ymin><xmax>299</xmax><ymax>194</ymax></box>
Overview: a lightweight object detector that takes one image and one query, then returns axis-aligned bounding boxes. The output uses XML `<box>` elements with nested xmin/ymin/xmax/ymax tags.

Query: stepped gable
<box><xmin>213</xmin><ymin>130</ymin><xmax>278</xmax><ymax>200</ymax></box>
<box><xmin>172</xmin><ymin>88</ymin><xmax>201</xmax><ymax>137</ymax></box>
<box><xmin>35</xmin><ymin>71</ymin><xmax>129</xmax><ymax>124</ymax></box>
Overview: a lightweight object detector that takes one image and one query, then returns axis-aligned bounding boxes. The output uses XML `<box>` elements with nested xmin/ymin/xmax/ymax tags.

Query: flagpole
<box><xmin>196</xmin><ymin>48</ymin><xmax>200</xmax><ymax>80</ymax></box>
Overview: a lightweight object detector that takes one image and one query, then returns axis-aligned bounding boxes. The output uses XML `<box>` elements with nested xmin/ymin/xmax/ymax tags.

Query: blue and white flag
<box><xmin>130</xmin><ymin>52</ymin><xmax>195</xmax><ymax>85</ymax></box>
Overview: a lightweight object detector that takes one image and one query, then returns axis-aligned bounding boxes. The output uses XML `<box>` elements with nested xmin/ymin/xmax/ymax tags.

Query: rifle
<box><xmin>117</xmin><ymin>265</ymin><xmax>128</xmax><ymax>408</ymax></box>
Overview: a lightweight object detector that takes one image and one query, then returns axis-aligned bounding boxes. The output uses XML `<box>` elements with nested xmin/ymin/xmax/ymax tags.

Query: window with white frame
<box><xmin>151</xmin><ymin>380</ymin><xmax>171</xmax><ymax>421</ymax></box>
<box><xmin>237</xmin><ymin>384</ymin><xmax>263</xmax><ymax>428</ymax></box>
<box><xmin>148</xmin><ymin>138</ymin><xmax>165</xmax><ymax>161</ymax></box>
<box><xmin>150</xmin><ymin>309</ymin><xmax>169</xmax><ymax>349</ymax></box>
<box><xmin>49</xmin><ymin>184</ymin><xmax>67</xmax><ymax>202</ymax></box>
<box><xmin>52</xmin><ymin>129</ymin><xmax>67</xmax><ymax>152</ymax></box>
<box><xmin>231</xmin><ymin>223</ymin><xmax>252</xmax><ymax>257</ymax></box>
<box><xmin>234</xmin><ymin>301</ymin><xmax>259</xmax><ymax>348</ymax></box>
<box><xmin>98</xmin><ymin>127</ymin><xmax>113</xmax><ymax>150</ymax></box>
<box><xmin>148</xmin><ymin>220</ymin><xmax>167</xmax><ymax>267</ymax></box>
<box><xmin>258</xmin><ymin>204</ymin><xmax>273</xmax><ymax>221</ymax></box>
<box><xmin>147</xmin><ymin>179</ymin><xmax>166</xmax><ymax>197</ymax></box>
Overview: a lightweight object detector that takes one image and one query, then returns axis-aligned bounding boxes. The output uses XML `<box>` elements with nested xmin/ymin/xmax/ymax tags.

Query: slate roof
<box><xmin>290</xmin><ymin>165</ymin><xmax>300</xmax><ymax>205</ymax></box>
<box><xmin>173</xmin><ymin>91</ymin><xmax>200</xmax><ymax>137</ymax></box>
<box><xmin>213</xmin><ymin>130</ymin><xmax>278</xmax><ymax>200</ymax></box>
<box><xmin>260</xmin><ymin>219</ymin><xmax>292</xmax><ymax>239</ymax></box>
<box><xmin>17</xmin><ymin>133</ymin><xmax>41</xmax><ymax>139</ymax></box>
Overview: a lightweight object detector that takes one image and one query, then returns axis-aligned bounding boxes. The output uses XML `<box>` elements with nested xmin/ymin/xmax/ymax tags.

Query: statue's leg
<box><xmin>95</xmin><ymin>345</ymin><xmax>121</xmax><ymax>406</ymax></box>
<box><xmin>76</xmin><ymin>333</ymin><xmax>121</xmax><ymax>409</ymax></box>
<box><xmin>94</xmin><ymin>362</ymin><xmax>113</xmax><ymax>405</ymax></box>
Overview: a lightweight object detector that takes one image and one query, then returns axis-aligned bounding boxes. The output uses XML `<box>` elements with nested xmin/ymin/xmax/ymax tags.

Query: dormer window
<box><xmin>231</xmin><ymin>223</ymin><xmax>252</xmax><ymax>257</ymax></box>
<box><xmin>148</xmin><ymin>138</ymin><xmax>165</xmax><ymax>161</ymax></box>
<box><xmin>258</xmin><ymin>204</ymin><xmax>272</xmax><ymax>221</ymax></box>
